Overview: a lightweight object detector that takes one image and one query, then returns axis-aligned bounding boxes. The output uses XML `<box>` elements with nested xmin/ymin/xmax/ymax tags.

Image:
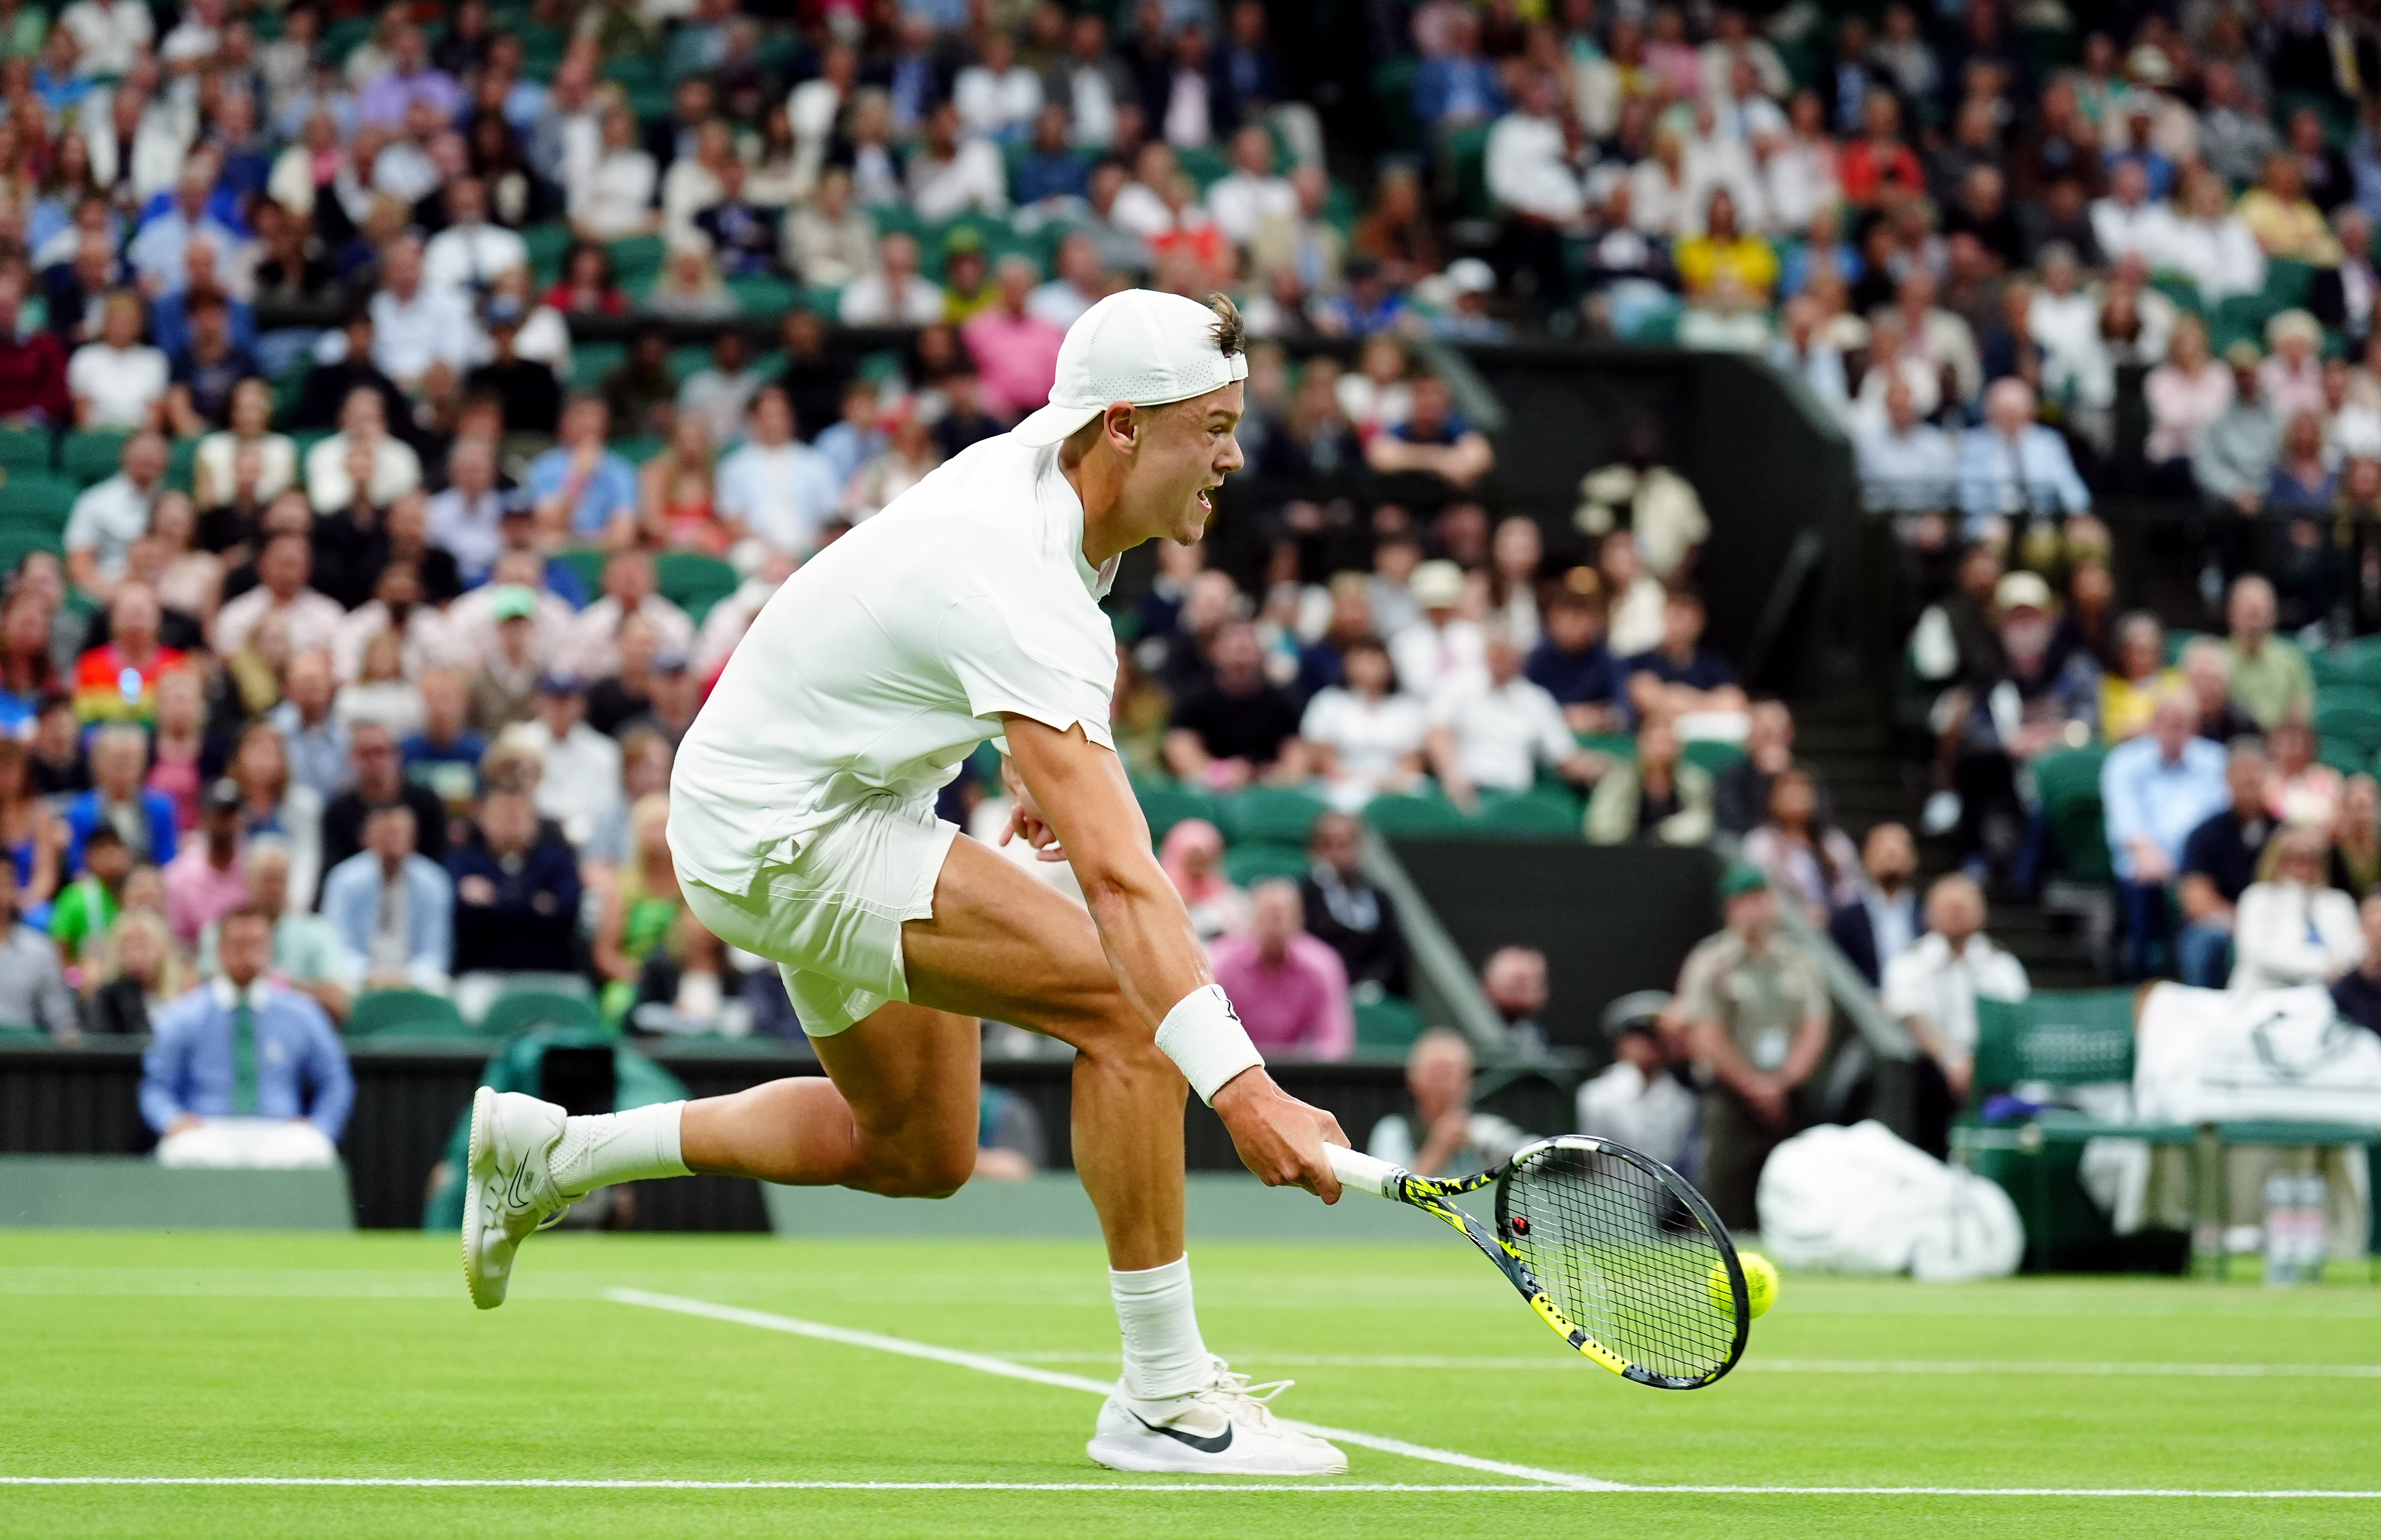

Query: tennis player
<box><xmin>464</xmin><ymin>289</ymin><xmax>1352</xmax><ymax>1474</ymax></box>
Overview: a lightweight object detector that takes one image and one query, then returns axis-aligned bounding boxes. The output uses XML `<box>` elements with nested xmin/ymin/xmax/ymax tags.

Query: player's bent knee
<box><xmin>853</xmin><ymin>1129</ymin><xmax>977</xmax><ymax>1200</ymax></box>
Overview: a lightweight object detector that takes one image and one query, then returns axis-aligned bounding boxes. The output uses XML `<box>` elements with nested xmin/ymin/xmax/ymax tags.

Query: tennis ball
<box><xmin>1709</xmin><ymin>1253</ymin><xmax>1779</xmax><ymax>1320</ymax></box>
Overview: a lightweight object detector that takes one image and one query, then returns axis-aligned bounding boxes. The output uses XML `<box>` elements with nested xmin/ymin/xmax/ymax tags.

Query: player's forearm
<box><xmin>1075</xmin><ymin>862</ymin><xmax>1213</xmax><ymax>1029</ymax></box>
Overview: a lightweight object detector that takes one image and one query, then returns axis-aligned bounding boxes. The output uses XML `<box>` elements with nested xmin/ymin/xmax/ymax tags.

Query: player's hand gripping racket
<box><xmin>1327</xmin><ymin>1137</ymin><xmax>1749</xmax><ymax>1389</ymax></box>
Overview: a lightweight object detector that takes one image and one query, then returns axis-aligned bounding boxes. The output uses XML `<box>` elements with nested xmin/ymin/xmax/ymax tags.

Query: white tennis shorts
<box><xmin>679</xmin><ymin>793</ymin><xmax>961</xmax><ymax>1037</ymax></box>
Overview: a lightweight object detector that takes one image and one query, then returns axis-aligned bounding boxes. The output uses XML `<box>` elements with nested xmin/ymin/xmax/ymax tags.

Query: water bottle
<box><xmin>2263</xmin><ymin>1171</ymin><xmax>2299</xmax><ymax>1286</ymax></box>
<box><xmin>2297</xmin><ymin>1171</ymin><xmax>2330</xmax><ymax>1282</ymax></box>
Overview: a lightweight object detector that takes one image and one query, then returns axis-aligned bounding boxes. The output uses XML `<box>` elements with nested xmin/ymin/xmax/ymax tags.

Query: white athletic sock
<box><xmin>1110</xmin><ymin>1255</ymin><xmax>1211</xmax><ymax>1401</ymax></box>
<box><xmin>549</xmin><ymin>1102</ymin><xmax>691</xmax><ymax>1197</ymax></box>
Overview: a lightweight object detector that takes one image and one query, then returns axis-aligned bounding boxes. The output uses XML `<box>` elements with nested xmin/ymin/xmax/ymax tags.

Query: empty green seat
<box><xmin>1363</xmin><ymin>789</ymin><xmax>1469</xmax><ymax>836</ymax></box>
<box><xmin>60</xmin><ymin>431</ymin><xmax>129</xmax><ymax>487</ymax></box>
<box><xmin>610</xmin><ymin>435</ymin><xmax>666</xmax><ymax>465</ymax></box>
<box><xmin>2314</xmin><ymin>697</ymin><xmax>2381</xmax><ymax>757</ymax></box>
<box><xmin>1131</xmin><ymin>781</ymin><xmax>1220</xmax><ymax>846</ymax></box>
<box><xmin>655</xmin><ymin>551</ymin><xmax>739</xmax><ymax>623</ymax></box>
<box><xmin>1353</xmin><ymin>995</ymin><xmax>1425</xmax><ymax>1055</ymax></box>
<box><xmin>1222</xmin><ymin>841</ymin><xmax>1308</xmax><ymax>887</ymax></box>
<box><xmin>1973</xmin><ymin>989</ymin><xmax>2138</xmax><ymax>1093</ymax></box>
<box><xmin>1681</xmin><ymin>738</ymin><xmax>1747</xmax><ymax>775</ymax></box>
<box><xmin>1470</xmin><ymin>786</ymin><xmax>1583</xmax><ymax>837</ymax></box>
<box><xmin>0</xmin><ymin>425</ymin><xmax>50</xmax><ymax>471</ymax></box>
<box><xmin>480</xmin><ymin>989</ymin><xmax>605</xmax><ymax>1039</ymax></box>
<box><xmin>728</xmin><ymin>275</ymin><xmax>799</xmax><ymax>316</ymax></box>
<box><xmin>2031</xmin><ymin>747</ymin><xmax>2112</xmax><ymax>884</ymax></box>
<box><xmin>607</xmin><ymin>235</ymin><xmax>668</xmax><ymax>285</ymax></box>
<box><xmin>346</xmin><ymin>989</ymin><xmax>468</xmax><ymax>1039</ymax></box>
<box><xmin>0</xmin><ymin>471</ymin><xmax>80</xmax><ymax>523</ymax></box>
<box><xmin>1217</xmin><ymin>786</ymin><xmax>1328</xmax><ymax>847</ymax></box>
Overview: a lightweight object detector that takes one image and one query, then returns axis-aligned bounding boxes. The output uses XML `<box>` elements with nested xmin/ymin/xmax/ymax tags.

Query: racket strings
<box><xmin>1500</xmin><ymin>1145</ymin><xmax>1737</xmax><ymax>1383</ymax></box>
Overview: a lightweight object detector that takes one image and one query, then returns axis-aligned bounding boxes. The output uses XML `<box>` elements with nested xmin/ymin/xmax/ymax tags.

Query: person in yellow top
<box><xmin>2100</xmin><ymin>611</ymin><xmax>2184</xmax><ymax>744</ymax></box>
<box><xmin>1674</xmin><ymin>187</ymin><xmax>1780</xmax><ymax>301</ymax></box>
<box><xmin>2236</xmin><ymin>153</ymin><xmax>2343</xmax><ymax>267</ymax></box>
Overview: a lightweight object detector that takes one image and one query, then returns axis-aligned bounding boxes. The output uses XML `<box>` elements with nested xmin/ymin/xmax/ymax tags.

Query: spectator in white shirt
<box><xmin>1300</xmin><ymin>637</ymin><xmax>1429</xmax><ymax>812</ymax></box>
<box><xmin>952</xmin><ymin>30</ymin><xmax>1041</xmax><ymax>142</ymax></box>
<box><xmin>2088</xmin><ymin>158</ymin><xmax>2169</xmax><ymax>268</ymax></box>
<box><xmin>304</xmin><ymin>387</ymin><xmax>423</xmax><ymax>514</ymax></box>
<box><xmin>905</xmin><ymin>101</ymin><xmax>1008</xmax><ymax>223</ymax></box>
<box><xmin>1575</xmin><ymin>992</ymin><xmax>1696</xmax><ymax>1171</ymax></box>
<box><xmin>60</xmin><ymin>0</ymin><xmax>153</xmax><ymax>79</ymax></box>
<box><xmin>2231</xmin><ymin>823</ymin><xmax>2366</xmax><ymax>993</ymax></box>
<box><xmin>1425</xmin><ymin>630</ymin><xmax>1602</xmax><ymax>814</ymax></box>
<box><xmin>422</xmin><ymin>177</ymin><xmax>529</xmax><ymax>295</ymax></box>
<box><xmin>563</xmin><ymin>549</ymin><xmax>695</xmax><ymax>683</ymax></box>
<box><xmin>1205</xmin><ymin>124</ymin><xmax>1297</xmax><ymax>247</ymax></box>
<box><xmin>838</xmin><ymin>230</ymin><xmax>947</xmax><ymax>327</ymax></box>
<box><xmin>1027</xmin><ymin>232</ymin><xmax>1108</xmax><ymax>330</ymax></box>
<box><xmin>715</xmin><ymin>385</ymin><xmax>841</xmax><ymax>558</ymax></box>
<box><xmin>2155</xmin><ymin>167</ymin><xmax>2266</xmax><ymax>307</ymax></box>
<box><xmin>509</xmin><ymin>675</ymin><xmax>623</xmax><ymax>848</ymax></box>
<box><xmin>69</xmin><ymin>291</ymin><xmax>169</xmax><ymax>431</ymax></box>
<box><xmin>782</xmin><ymin>164</ymin><xmax>876</xmax><ymax>287</ymax></box>
<box><xmin>1882</xmin><ymin>874</ymin><xmax>2028</xmax><ymax>1142</ymax></box>
<box><xmin>211</xmin><ymin>533</ymin><xmax>344</xmax><ymax>659</ymax></box>
<box><xmin>370</xmin><ymin>235</ymin><xmax>484</xmax><ymax>391</ymax></box>
<box><xmin>1388</xmin><ymin>558</ymin><xmax>1487</xmax><ymax>698</ymax></box>
<box><xmin>568</xmin><ymin>103</ymin><xmax>659</xmax><ymax>242</ymax></box>
<box><xmin>1485</xmin><ymin>70</ymin><xmax>1586</xmax><ymax>227</ymax></box>
<box><xmin>63</xmin><ymin>428</ymin><xmax>168</xmax><ymax>597</ymax></box>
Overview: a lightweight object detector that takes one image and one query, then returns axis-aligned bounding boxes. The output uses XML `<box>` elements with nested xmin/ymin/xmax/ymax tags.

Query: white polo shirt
<box><xmin>672</xmin><ymin>432</ymin><xmax>1118</xmax><ymax>893</ymax></box>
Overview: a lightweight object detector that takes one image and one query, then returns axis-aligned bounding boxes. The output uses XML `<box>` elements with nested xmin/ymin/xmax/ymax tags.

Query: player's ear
<box><xmin>1105</xmin><ymin>401</ymin><xmax>1138</xmax><ymax>454</ymax></box>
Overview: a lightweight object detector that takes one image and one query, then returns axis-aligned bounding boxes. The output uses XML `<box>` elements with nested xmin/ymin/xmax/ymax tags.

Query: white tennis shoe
<box><xmin>1087</xmin><ymin>1358</ymin><xmax>1348</xmax><ymax>1475</ymax></box>
<box><xmin>461</xmin><ymin>1087</ymin><xmax>570</xmax><ymax>1310</ymax></box>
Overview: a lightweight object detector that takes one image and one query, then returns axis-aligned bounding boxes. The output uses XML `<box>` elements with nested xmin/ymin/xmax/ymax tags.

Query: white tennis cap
<box><xmin>1011</xmin><ymin>288</ymin><xmax>1250</xmax><ymax>447</ymax></box>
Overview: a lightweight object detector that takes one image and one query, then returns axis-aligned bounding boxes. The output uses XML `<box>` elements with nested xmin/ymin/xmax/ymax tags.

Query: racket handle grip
<box><xmin>1325</xmin><ymin>1144</ymin><xmax>1400</xmax><ymax>1199</ymax></box>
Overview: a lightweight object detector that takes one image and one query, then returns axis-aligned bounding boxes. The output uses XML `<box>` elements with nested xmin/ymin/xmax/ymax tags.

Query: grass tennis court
<box><xmin>5</xmin><ymin>1229</ymin><xmax>2377</xmax><ymax>1538</ymax></box>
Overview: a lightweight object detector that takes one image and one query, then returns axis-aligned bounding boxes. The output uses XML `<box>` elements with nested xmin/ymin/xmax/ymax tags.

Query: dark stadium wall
<box><xmin>1386</xmin><ymin>837</ymin><xmax>1726</xmax><ymax>1053</ymax></box>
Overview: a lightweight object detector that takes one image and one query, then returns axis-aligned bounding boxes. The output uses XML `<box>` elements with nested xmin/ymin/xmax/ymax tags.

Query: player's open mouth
<box><xmin>1196</xmin><ymin>487</ymin><xmax>1216</xmax><ymax>511</ymax></box>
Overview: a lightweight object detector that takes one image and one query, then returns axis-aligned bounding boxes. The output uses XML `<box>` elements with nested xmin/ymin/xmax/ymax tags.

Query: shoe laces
<box><xmin>1190</xmin><ymin>1358</ymin><xmax>1295</xmax><ymax>1429</ymax></box>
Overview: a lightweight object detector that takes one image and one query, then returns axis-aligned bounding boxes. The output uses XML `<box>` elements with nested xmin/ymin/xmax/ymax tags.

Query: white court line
<box><xmin>3</xmin><ymin>1477</ymin><xmax>2378</xmax><ymax>1500</ymax></box>
<box><xmin>998</xmin><ymin>1351</ymin><xmax>2381</xmax><ymax>1379</ymax></box>
<box><xmin>602</xmin><ymin>1289</ymin><xmax>1615</xmax><ymax>1490</ymax></box>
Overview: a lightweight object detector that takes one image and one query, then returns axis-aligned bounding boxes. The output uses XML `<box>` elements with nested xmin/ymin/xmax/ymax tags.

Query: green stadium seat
<box><xmin>2318</xmin><ymin>737</ymin><xmax>2372</xmax><ymax>776</ymax></box>
<box><xmin>571</xmin><ymin>341</ymin><xmax>626</xmax><ymax>394</ymax></box>
<box><xmin>1470</xmin><ymin>786</ymin><xmax>1583</xmax><ymax>837</ymax></box>
<box><xmin>1681</xmin><ymin>738</ymin><xmax>1747</xmax><ymax>775</ymax></box>
<box><xmin>2031</xmin><ymin>746</ymin><xmax>2111</xmax><ymax>884</ymax></box>
<box><xmin>1131</xmin><ymin>780</ymin><xmax>1221</xmax><ymax>846</ymax></box>
<box><xmin>608</xmin><ymin>234</ymin><xmax>668</xmax><ymax>285</ymax></box>
<box><xmin>0</xmin><ymin>525</ymin><xmax>62</xmax><ymax>573</ymax></box>
<box><xmin>346</xmin><ymin>989</ymin><xmax>468</xmax><ymax>1039</ymax></box>
<box><xmin>0</xmin><ymin>425</ymin><xmax>50</xmax><ymax>471</ymax></box>
<box><xmin>655</xmin><ymin>551</ymin><xmax>739</xmax><ymax>624</ymax></box>
<box><xmin>610</xmin><ymin>435</ymin><xmax>666</xmax><ymax>465</ymax></box>
<box><xmin>728</xmin><ymin>275</ymin><xmax>800</xmax><ymax>316</ymax></box>
<box><xmin>0</xmin><ymin>471</ymin><xmax>81</xmax><ymax>523</ymax></box>
<box><xmin>1353</xmin><ymin>995</ymin><xmax>1425</xmax><ymax>1055</ymax></box>
<box><xmin>1973</xmin><ymin>989</ymin><xmax>2138</xmax><ymax>1094</ymax></box>
<box><xmin>1217</xmin><ymin>786</ymin><xmax>1328</xmax><ymax>847</ymax></box>
<box><xmin>60</xmin><ymin>431</ymin><xmax>129</xmax><ymax>487</ymax></box>
<box><xmin>2313</xmin><ymin>696</ymin><xmax>2381</xmax><ymax>757</ymax></box>
<box><xmin>2342</xmin><ymin>636</ymin><xmax>2381</xmax><ymax>690</ymax></box>
<box><xmin>1363</xmin><ymin>789</ymin><xmax>1470</xmax><ymax>836</ymax></box>
<box><xmin>2310</xmin><ymin>648</ymin><xmax>2355</xmax><ymax>689</ymax></box>
<box><xmin>480</xmin><ymin>989</ymin><xmax>606</xmax><ymax>1039</ymax></box>
<box><xmin>1222</xmin><ymin>841</ymin><xmax>1309</xmax><ymax>887</ymax></box>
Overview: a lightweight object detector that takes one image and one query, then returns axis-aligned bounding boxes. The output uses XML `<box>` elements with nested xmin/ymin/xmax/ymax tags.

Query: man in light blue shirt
<box><xmin>2101</xmin><ymin>689</ymin><xmax>2229</xmax><ymax>979</ymax></box>
<box><xmin>127</xmin><ymin>158</ymin><xmax>243</xmax><ymax>297</ymax></box>
<box><xmin>141</xmin><ymin>908</ymin><xmax>354</xmax><ymax>1140</ymax></box>
<box><xmin>1954</xmin><ymin>378</ymin><xmax>2092</xmax><ymax>533</ymax></box>
<box><xmin>526</xmin><ymin>396</ymin><xmax>641</xmax><ymax>543</ymax></box>
<box><xmin>1857</xmin><ymin>376</ymin><xmax>1955</xmax><ymax>514</ymax></box>
<box><xmin>319</xmin><ymin>802</ymin><xmax>454</xmax><ymax>993</ymax></box>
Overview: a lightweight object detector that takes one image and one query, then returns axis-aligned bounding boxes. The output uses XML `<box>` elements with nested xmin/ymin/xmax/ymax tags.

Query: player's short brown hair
<box><xmin>1204</xmin><ymin>292</ymin><xmax>1245</xmax><ymax>359</ymax></box>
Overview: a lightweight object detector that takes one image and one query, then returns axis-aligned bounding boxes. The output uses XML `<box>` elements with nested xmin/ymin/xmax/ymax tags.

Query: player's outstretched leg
<box><xmin>898</xmin><ymin>839</ymin><xmax>1346</xmax><ymax>1476</ymax></box>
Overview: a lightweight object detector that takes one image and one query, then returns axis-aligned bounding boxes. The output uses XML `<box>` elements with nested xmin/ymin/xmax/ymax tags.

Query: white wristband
<box><xmin>1155</xmin><ymin>984</ymin><xmax>1265</xmax><ymax>1105</ymax></box>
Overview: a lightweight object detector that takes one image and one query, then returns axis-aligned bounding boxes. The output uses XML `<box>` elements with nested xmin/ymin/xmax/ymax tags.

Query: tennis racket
<box><xmin>1326</xmin><ymin>1136</ymin><xmax>1749</xmax><ymax>1390</ymax></box>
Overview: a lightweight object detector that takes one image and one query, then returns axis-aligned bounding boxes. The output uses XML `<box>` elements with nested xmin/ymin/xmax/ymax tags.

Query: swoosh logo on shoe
<box><xmin>502</xmin><ymin>1152</ymin><xmax>542</xmax><ymax>1213</ymax></box>
<box><xmin>1129</xmin><ymin>1413</ymin><xmax>1233</xmax><ymax>1455</ymax></box>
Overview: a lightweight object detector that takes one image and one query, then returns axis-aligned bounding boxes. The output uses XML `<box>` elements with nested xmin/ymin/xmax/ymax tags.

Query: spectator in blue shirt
<box><xmin>400</xmin><ymin>670</ymin><xmax>488</xmax><ymax>813</ymax></box>
<box><xmin>1413</xmin><ymin>10</ymin><xmax>1503</xmax><ymax>130</ymax></box>
<box><xmin>526</xmin><ymin>396</ymin><xmax>641</xmax><ymax>544</ymax></box>
<box><xmin>1524</xmin><ymin>584</ymin><xmax>1623</xmax><ymax>733</ymax></box>
<box><xmin>1365</xmin><ymin>374</ymin><xmax>1494</xmax><ymax>490</ymax></box>
<box><xmin>2101</xmin><ymin>689</ymin><xmax>2231</xmax><ymax>979</ymax></box>
<box><xmin>1619</xmin><ymin>589</ymin><xmax>1748</xmax><ymax>724</ymax></box>
<box><xmin>1954</xmin><ymin>378</ymin><xmax>2093</xmax><ymax>534</ymax></box>
<box><xmin>140</xmin><ymin>907</ymin><xmax>355</xmax><ymax>1141</ymax></box>
<box><xmin>1318</xmin><ymin>254</ymin><xmax>1411</xmax><ymax>338</ymax></box>
<box><xmin>1013</xmin><ymin>105</ymin><xmax>1090</xmax><ymax>207</ymax></box>
<box><xmin>693</xmin><ymin>158</ymin><xmax>781</xmax><ymax>277</ymax></box>
<box><xmin>319</xmin><ymin>802</ymin><xmax>454</xmax><ymax>994</ymax></box>
<box><xmin>63</xmin><ymin>724</ymin><xmax>178</xmax><ymax>875</ymax></box>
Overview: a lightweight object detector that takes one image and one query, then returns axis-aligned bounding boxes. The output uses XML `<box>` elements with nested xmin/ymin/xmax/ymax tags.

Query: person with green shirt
<box><xmin>48</xmin><ymin>823</ymin><xmax>128</xmax><ymax>976</ymax></box>
<box><xmin>2219</xmin><ymin>574</ymin><xmax>2313</xmax><ymax>731</ymax></box>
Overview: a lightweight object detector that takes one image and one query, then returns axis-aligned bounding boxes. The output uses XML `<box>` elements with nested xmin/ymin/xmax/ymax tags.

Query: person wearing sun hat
<box><xmin>1388</xmin><ymin>556</ymin><xmax>1486</xmax><ymax>696</ymax></box>
<box><xmin>1675</xmin><ymin>859</ymin><xmax>1832</xmax><ymax>1230</ymax></box>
